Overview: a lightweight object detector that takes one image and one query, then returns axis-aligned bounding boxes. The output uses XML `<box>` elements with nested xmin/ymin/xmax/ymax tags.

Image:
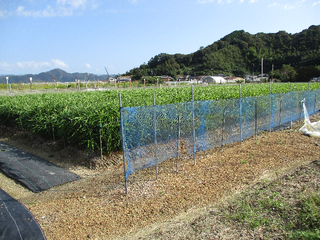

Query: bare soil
<box><xmin>0</xmin><ymin>114</ymin><xmax>320</xmax><ymax>240</ymax></box>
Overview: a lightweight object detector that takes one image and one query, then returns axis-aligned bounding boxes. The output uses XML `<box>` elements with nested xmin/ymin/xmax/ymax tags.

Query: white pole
<box><xmin>6</xmin><ymin>77</ymin><xmax>9</xmax><ymax>92</ymax></box>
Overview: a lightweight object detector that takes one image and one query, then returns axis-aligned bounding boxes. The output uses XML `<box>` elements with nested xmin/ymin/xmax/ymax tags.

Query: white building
<box><xmin>202</xmin><ymin>76</ymin><xmax>226</xmax><ymax>84</ymax></box>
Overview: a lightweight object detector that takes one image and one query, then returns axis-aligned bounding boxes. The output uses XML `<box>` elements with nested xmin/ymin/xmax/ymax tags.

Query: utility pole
<box><xmin>252</xmin><ymin>64</ymin><xmax>255</xmax><ymax>82</ymax></box>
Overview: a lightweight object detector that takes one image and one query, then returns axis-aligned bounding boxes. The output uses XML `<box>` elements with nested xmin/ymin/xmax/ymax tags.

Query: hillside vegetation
<box><xmin>127</xmin><ymin>25</ymin><xmax>320</xmax><ymax>82</ymax></box>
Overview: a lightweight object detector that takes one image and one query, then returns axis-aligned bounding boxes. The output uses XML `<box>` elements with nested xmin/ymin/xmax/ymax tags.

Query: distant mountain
<box><xmin>0</xmin><ymin>69</ymin><xmax>115</xmax><ymax>84</ymax></box>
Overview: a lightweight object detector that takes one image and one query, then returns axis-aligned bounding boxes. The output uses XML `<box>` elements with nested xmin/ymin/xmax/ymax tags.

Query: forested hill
<box><xmin>127</xmin><ymin>25</ymin><xmax>320</xmax><ymax>82</ymax></box>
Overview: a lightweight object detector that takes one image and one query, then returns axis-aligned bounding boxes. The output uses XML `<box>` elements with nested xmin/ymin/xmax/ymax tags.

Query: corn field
<box><xmin>0</xmin><ymin>82</ymin><xmax>319</xmax><ymax>154</ymax></box>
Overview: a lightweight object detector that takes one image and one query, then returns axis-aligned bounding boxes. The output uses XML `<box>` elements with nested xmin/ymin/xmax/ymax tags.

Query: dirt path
<box><xmin>0</xmin><ymin>114</ymin><xmax>319</xmax><ymax>240</ymax></box>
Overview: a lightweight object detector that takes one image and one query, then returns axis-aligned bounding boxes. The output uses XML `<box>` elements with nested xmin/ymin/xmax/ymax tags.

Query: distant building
<box><xmin>177</xmin><ymin>75</ymin><xmax>189</xmax><ymax>82</ymax></box>
<box><xmin>107</xmin><ymin>76</ymin><xmax>116</xmax><ymax>82</ymax></box>
<box><xmin>117</xmin><ymin>76</ymin><xmax>131</xmax><ymax>83</ymax></box>
<box><xmin>202</xmin><ymin>76</ymin><xmax>226</xmax><ymax>84</ymax></box>
<box><xmin>258</xmin><ymin>74</ymin><xmax>269</xmax><ymax>81</ymax></box>
<box><xmin>311</xmin><ymin>77</ymin><xmax>320</xmax><ymax>82</ymax></box>
<box><xmin>161</xmin><ymin>75</ymin><xmax>174</xmax><ymax>81</ymax></box>
<box><xmin>187</xmin><ymin>76</ymin><xmax>201</xmax><ymax>82</ymax></box>
<box><xmin>225</xmin><ymin>77</ymin><xmax>245</xmax><ymax>83</ymax></box>
<box><xmin>245</xmin><ymin>75</ymin><xmax>260</xmax><ymax>82</ymax></box>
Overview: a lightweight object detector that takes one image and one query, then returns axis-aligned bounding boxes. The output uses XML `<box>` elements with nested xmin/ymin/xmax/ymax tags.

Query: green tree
<box><xmin>295</xmin><ymin>66</ymin><xmax>320</xmax><ymax>82</ymax></box>
<box><xmin>279</xmin><ymin>65</ymin><xmax>296</xmax><ymax>82</ymax></box>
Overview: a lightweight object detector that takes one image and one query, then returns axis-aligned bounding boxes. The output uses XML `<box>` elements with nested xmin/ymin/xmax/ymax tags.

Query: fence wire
<box><xmin>120</xmin><ymin>89</ymin><xmax>320</xmax><ymax>180</ymax></box>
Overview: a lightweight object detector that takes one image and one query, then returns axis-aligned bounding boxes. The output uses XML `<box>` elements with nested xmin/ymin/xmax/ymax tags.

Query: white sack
<box><xmin>299</xmin><ymin>98</ymin><xmax>320</xmax><ymax>137</ymax></box>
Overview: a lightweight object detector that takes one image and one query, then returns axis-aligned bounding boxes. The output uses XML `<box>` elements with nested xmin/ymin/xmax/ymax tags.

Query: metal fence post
<box><xmin>239</xmin><ymin>84</ymin><xmax>242</xmax><ymax>147</ymax></box>
<box><xmin>279</xmin><ymin>99</ymin><xmax>282</xmax><ymax>126</ymax></box>
<box><xmin>119</xmin><ymin>92</ymin><xmax>128</xmax><ymax>194</ymax></box>
<box><xmin>192</xmin><ymin>85</ymin><xmax>196</xmax><ymax>165</ymax></box>
<box><xmin>308</xmin><ymin>82</ymin><xmax>310</xmax><ymax>113</ymax></box>
<box><xmin>269</xmin><ymin>81</ymin><xmax>272</xmax><ymax>132</ymax></box>
<box><xmin>99</xmin><ymin>128</ymin><xmax>103</xmax><ymax>162</ymax></box>
<box><xmin>290</xmin><ymin>83</ymin><xmax>293</xmax><ymax>128</ymax></box>
<box><xmin>316</xmin><ymin>89</ymin><xmax>317</xmax><ymax>113</ymax></box>
<box><xmin>221</xmin><ymin>107</ymin><xmax>226</xmax><ymax>154</ymax></box>
<box><xmin>305</xmin><ymin>82</ymin><xmax>310</xmax><ymax>116</ymax></box>
<box><xmin>255</xmin><ymin>98</ymin><xmax>258</xmax><ymax>140</ymax></box>
<box><xmin>177</xmin><ymin>113</ymin><xmax>181</xmax><ymax>172</ymax></box>
<box><xmin>153</xmin><ymin>91</ymin><xmax>158</xmax><ymax>180</ymax></box>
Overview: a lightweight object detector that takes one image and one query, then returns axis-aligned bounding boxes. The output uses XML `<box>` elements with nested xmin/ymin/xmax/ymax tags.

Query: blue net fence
<box><xmin>120</xmin><ymin>89</ymin><xmax>320</xmax><ymax>180</ymax></box>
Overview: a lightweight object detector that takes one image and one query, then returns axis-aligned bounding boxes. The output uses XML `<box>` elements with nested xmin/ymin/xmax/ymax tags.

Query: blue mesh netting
<box><xmin>120</xmin><ymin>90</ymin><xmax>320</xmax><ymax>180</ymax></box>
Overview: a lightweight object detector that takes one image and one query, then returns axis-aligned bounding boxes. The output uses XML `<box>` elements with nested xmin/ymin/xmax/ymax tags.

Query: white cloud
<box><xmin>198</xmin><ymin>0</ymin><xmax>250</xmax><ymax>3</ymax></box>
<box><xmin>16</xmin><ymin>6</ymin><xmax>25</xmax><ymax>15</ymax></box>
<box><xmin>284</xmin><ymin>0</ymin><xmax>307</xmax><ymax>9</ymax></box>
<box><xmin>0</xmin><ymin>9</ymin><xmax>9</xmax><ymax>18</ymax></box>
<box><xmin>57</xmin><ymin>0</ymin><xmax>87</xmax><ymax>9</ymax></box>
<box><xmin>85</xmin><ymin>63</ymin><xmax>91</xmax><ymax>69</ymax></box>
<box><xmin>16</xmin><ymin>5</ymin><xmax>57</xmax><ymax>17</ymax></box>
<box><xmin>269</xmin><ymin>0</ymin><xmax>308</xmax><ymax>9</ymax></box>
<box><xmin>197</xmin><ymin>0</ymin><xmax>233</xmax><ymax>3</ymax></box>
<box><xmin>51</xmin><ymin>59</ymin><xmax>69</xmax><ymax>68</ymax></box>
<box><xmin>268</xmin><ymin>2</ymin><xmax>280</xmax><ymax>8</ymax></box>
<box><xmin>91</xmin><ymin>1</ymin><xmax>99</xmax><ymax>10</ymax></box>
<box><xmin>284</xmin><ymin>4</ymin><xmax>294</xmax><ymax>9</ymax></box>
<box><xmin>198</xmin><ymin>0</ymin><xmax>214</xmax><ymax>4</ymax></box>
<box><xmin>17</xmin><ymin>61</ymin><xmax>50</xmax><ymax>69</ymax></box>
<box><xmin>312</xmin><ymin>0</ymin><xmax>320</xmax><ymax>6</ymax></box>
<box><xmin>13</xmin><ymin>0</ymin><xmax>98</xmax><ymax>17</ymax></box>
<box><xmin>0</xmin><ymin>62</ymin><xmax>11</xmax><ymax>70</ymax></box>
<box><xmin>0</xmin><ymin>59</ymin><xmax>69</xmax><ymax>73</ymax></box>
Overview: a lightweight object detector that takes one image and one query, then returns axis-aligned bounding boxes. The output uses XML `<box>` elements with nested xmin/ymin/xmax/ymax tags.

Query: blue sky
<box><xmin>0</xmin><ymin>0</ymin><xmax>319</xmax><ymax>75</ymax></box>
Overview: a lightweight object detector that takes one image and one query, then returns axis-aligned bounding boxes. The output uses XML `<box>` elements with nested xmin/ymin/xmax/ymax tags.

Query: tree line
<box><xmin>126</xmin><ymin>25</ymin><xmax>320</xmax><ymax>82</ymax></box>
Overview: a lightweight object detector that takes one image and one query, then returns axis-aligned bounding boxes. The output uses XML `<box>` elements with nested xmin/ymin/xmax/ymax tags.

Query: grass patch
<box><xmin>225</xmin><ymin>189</ymin><xmax>287</xmax><ymax>230</ymax></box>
<box><xmin>224</xmin><ymin>178</ymin><xmax>320</xmax><ymax>239</ymax></box>
<box><xmin>289</xmin><ymin>193</ymin><xmax>320</xmax><ymax>239</ymax></box>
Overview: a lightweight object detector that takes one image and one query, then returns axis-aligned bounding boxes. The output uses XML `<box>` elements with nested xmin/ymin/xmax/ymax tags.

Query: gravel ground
<box><xmin>0</xmin><ymin>113</ymin><xmax>319</xmax><ymax>240</ymax></box>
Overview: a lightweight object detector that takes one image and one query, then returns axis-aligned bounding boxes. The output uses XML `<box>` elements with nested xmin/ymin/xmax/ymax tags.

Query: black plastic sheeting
<box><xmin>0</xmin><ymin>142</ymin><xmax>81</xmax><ymax>193</ymax></box>
<box><xmin>0</xmin><ymin>188</ymin><xmax>46</xmax><ymax>240</ymax></box>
